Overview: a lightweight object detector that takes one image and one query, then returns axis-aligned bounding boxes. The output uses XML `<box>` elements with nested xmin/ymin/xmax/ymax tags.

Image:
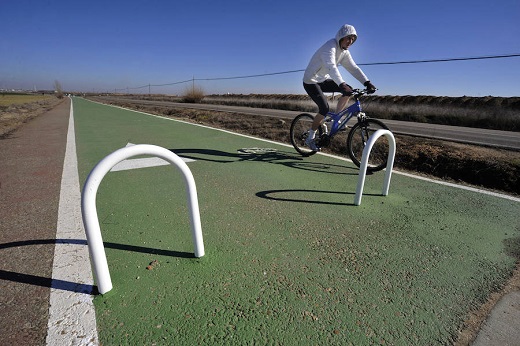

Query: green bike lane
<box><xmin>73</xmin><ymin>98</ymin><xmax>519</xmax><ymax>345</ymax></box>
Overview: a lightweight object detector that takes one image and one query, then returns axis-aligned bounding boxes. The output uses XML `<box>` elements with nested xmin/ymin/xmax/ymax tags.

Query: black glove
<box><xmin>339</xmin><ymin>82</ymin><xmax>353</xmax><ymax>95</ymax></box>
<box><xmin>364</xmin><ymin>81</ymin><xmax>377</xmax><ymax>94</ymax></box>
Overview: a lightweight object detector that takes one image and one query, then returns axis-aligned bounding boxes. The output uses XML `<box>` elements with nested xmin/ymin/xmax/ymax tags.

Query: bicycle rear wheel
<box><xmin>347</xmin><ymin>119</ymin><xmax>390</xmax><ymax>172</ymax></box>
<box><xmin>290</xmin><ymin>113</ymin><xmax>323</xmax><ymax>157</ymax></box>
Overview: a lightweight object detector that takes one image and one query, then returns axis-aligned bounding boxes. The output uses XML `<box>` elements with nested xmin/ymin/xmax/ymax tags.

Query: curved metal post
<box><xmin>354</xmin><ymin>130</ymin><xmax>396</xmax><ymax>206</ymax></box>
<box><xmin>81</xmin><ymin>144</ymin><xmax>204</xmax><ymax>294</ymax></box>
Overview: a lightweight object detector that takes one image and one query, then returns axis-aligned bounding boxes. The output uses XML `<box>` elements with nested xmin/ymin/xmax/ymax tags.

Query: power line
<box><xmin>358</xmin><ymin>53</ymin><xmax>520</xmax><ymax>66</ymax></box>
<box><xmin>151</xmin><ymin>79</ymin><xmax>193</xmax><ymax>87</ymax></box>
<box><xmin>196</xmin><ymin>69</ymin><xmax>305</xmax><ymax>81</ymax></box>
<box><xmin>117</xmin><ymin>53</ymin><xmax>520</xmax><ymax>91</ymax></box>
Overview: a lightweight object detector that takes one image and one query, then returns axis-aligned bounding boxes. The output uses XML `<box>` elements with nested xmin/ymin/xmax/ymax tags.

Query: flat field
<box><xmin>0</xmin><ymin>94</ymin><xmax>64</xmax><ymax>137</ymax></box>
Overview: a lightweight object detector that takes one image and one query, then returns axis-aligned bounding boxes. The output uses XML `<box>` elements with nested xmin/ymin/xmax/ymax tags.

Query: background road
<box><xmin>94</xmin><ymin>97</ymin><xmax>520</xmax><ymax>151</ymax></box>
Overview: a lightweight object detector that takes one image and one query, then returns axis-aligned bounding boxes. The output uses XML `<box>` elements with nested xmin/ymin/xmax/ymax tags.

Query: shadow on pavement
<box><xmin>256</xmin><ymin>189</ymin><xmax>380</xmax><ymax>206</ymax></box>
<box><xmin>0</xmin><ymin>238</ymin><xmax>195</xmax><ymax>294</ymax></box>
<box><xmin>172</xmin><ymin>148</ymin><xmax>358</xmax><ymax>175</ymax></box>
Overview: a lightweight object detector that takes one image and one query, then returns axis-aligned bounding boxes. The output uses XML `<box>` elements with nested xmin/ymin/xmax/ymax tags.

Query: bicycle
<box><xmin>290</xmin><ymin>88</ymin><xmax>390</xmax><ymax>173</ymax></box>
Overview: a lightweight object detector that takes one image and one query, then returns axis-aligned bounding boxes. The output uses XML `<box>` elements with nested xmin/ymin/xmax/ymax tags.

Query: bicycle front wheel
<box><xmin>347</xmin><ymin>119</ymin><xmax>390</xmax><ymax>172</ymax></box>
<box><xmin>290</xmin><ymin>113</ymin><xmax>322</xmax><ymax>157</ymax></box>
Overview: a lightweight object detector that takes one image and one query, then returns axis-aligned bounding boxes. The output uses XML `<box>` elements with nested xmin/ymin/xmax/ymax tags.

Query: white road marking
<box><xmin>110</xmin><ymin>143</ymin><xmax>195</xmax><ymax>172</ymax></box>
<box><xmin>46</xmin><ymin>99</ymin><xmax>99</xmax><ymax>345</ymax></box>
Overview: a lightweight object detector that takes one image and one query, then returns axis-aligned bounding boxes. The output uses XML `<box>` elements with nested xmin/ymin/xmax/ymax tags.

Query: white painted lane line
<box><xmin>46</xmin><ymin>99</ymin><xmax>99</xmax><ymax>345</ymax></box>
<box><xmin>110</xmin><ymin>143</ymin><xmax>195</xmax><ymax>172</ymax></box>
<box><xmin>111</xmin><ymin>157</ymin><xmax>171</xmax><ymax>172</ymax></box>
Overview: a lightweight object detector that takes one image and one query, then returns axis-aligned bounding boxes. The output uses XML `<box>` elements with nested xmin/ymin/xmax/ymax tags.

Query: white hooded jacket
<box><xmin>303</xmin><ymin>24</ymin><xmax>369</xmax><ymax>86</ymax></box>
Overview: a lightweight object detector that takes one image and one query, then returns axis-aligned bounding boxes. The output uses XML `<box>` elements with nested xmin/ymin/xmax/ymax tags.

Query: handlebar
<box><xmin>349</xmin><ymin>88</ymin><xmax>377</xmax><ymax>99</ymax></box>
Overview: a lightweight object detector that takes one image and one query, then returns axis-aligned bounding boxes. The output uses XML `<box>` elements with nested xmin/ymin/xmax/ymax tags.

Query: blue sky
<box><xmin>1</xmin><ymin>0</ymin><xmax>519</xmax><ymax>97</ymax></box>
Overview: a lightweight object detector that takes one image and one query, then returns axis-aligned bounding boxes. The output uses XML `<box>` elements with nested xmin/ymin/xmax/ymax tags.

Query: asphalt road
<box><xmin>95</xmin><ymin>96</ymin><xmax>520</xmax><ymax>151</ymax></box>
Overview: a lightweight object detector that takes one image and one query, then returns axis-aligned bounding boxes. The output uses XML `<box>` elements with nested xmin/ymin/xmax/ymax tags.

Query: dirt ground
<box><xmin>0</xmin><ymin>98</ymin><xmax>71</xmax><ymax>345</ymax></box>
<box><xmin>1</xmin><ymin>98</ymin><xmax>519</xmax><ymax>345</ymax></box>
<box><xmin>0</xmin><ymin>97</ymin><xmax>64</xmax><ymax>138</ymax></box>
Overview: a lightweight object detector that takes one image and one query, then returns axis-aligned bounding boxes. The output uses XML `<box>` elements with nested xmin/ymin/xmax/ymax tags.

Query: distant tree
<box><xmin>54</xmin><ymin>80</ymin><xmax>64</xmax><ymax>99</ymax></box>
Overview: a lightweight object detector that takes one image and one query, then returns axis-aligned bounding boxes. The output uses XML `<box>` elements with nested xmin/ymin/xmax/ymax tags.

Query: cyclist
<box><xmin>303</xmin><ymin>24</ymin><xmax>376</xmax><ymax>151</ymax></box>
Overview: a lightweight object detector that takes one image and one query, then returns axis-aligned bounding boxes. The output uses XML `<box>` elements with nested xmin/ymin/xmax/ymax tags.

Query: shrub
<box><xmin>182</xmin><ymin>86</ymin><xmax>205</xmax><ymax>103</ymax></box>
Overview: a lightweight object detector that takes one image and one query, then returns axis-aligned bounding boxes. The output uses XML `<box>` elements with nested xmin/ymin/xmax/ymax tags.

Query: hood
<box><xmin>335</xmin><ymin>24</ymin><xmax>357</xmax><ymax>46</ymax></box>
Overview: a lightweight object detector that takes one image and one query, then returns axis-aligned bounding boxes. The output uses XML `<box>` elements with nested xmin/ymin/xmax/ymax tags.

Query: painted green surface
<box><xmin>73</xmin><ymin>98</ymin><xmax>520</xmax><ymax>345</ymax></box>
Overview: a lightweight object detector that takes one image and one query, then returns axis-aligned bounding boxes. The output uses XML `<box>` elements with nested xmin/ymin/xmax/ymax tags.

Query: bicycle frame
<box><xmin>323</xmin><ymin>98</ymin><xmax>363</xmax><ymax>138</ymax></box>
<box><xmin>290</xmin><ymin>88</ymin><xmax>389</xmax><ymax>171</ymax></box>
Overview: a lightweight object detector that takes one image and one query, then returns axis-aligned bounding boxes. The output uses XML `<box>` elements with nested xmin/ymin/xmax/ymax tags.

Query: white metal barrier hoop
<box><xmin>354</xmin><ymin>130</ymin><xmax>396</xmax><ymax>205</ymax></box>
<box><xmin>81</xmin><ymin>144</ymin><xmax>204</xmax><ymax>294</ymax></box>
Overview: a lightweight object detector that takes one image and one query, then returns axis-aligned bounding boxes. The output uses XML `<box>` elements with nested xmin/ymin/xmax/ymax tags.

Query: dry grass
<box><xmin>181</xmin><ymin>86</ymin><xmax>205</xmax><ymax>103</ymax></box>
<box><xmin>203</xmin><ymin>95</ymin><xmax>316</xmax><ymax>112</ymax></box>
<box><xmin>0</xmin><ymin>94</ymin><xmax>64</xmax><ymax>137</ymax></box>
<box><xmin>201</xmin><ymin>93</ymin><xmax>520</xmax><ymax>131</ymax></box>
<box><xmin>364</xmin><ymin>99</ymin><xmax>520</xmax><ymax>131</ymax></box>
<box><xmin>0</xmin><ymin>93</ymin><xmax>54</xmax><ymax>107</ymax></box>
<box><xmin>102</xmin><ymin>92</ymin><xmax>520</xmax><ymax>131</ymax></box>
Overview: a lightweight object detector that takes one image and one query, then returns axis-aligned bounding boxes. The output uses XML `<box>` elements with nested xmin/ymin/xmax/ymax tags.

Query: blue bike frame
<box><xmin>324</xmin><ymin>98</ymin><xmax>363</xmax><ymax>136</ymax></box>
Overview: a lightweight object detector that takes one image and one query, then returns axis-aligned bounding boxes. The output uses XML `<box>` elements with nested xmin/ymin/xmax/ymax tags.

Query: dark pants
<box><xmin>303</xmin><ymin>80</ymin><xmax>347</xmax><ymax>115</ymax></box>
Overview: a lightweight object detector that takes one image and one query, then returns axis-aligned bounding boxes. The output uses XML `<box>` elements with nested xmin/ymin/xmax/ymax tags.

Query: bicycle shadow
<box><xmin>256</xmin><ymin>189</ymin><xmax>381</xmax><ymax>206</ymax></box>
<box><xmin>172</xmin><ymin>147</ymin><xmax>303</xmax><ymax>164</ymax></box>
<box><xmin>0</xmin><ymin>239</ymin><xmax>194</xmax><ymax>294</ymax></box>
<box><xmin>171</xmin><ymin>148</ymin><xmax>358</xmax><ymax>175</ymax></box>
